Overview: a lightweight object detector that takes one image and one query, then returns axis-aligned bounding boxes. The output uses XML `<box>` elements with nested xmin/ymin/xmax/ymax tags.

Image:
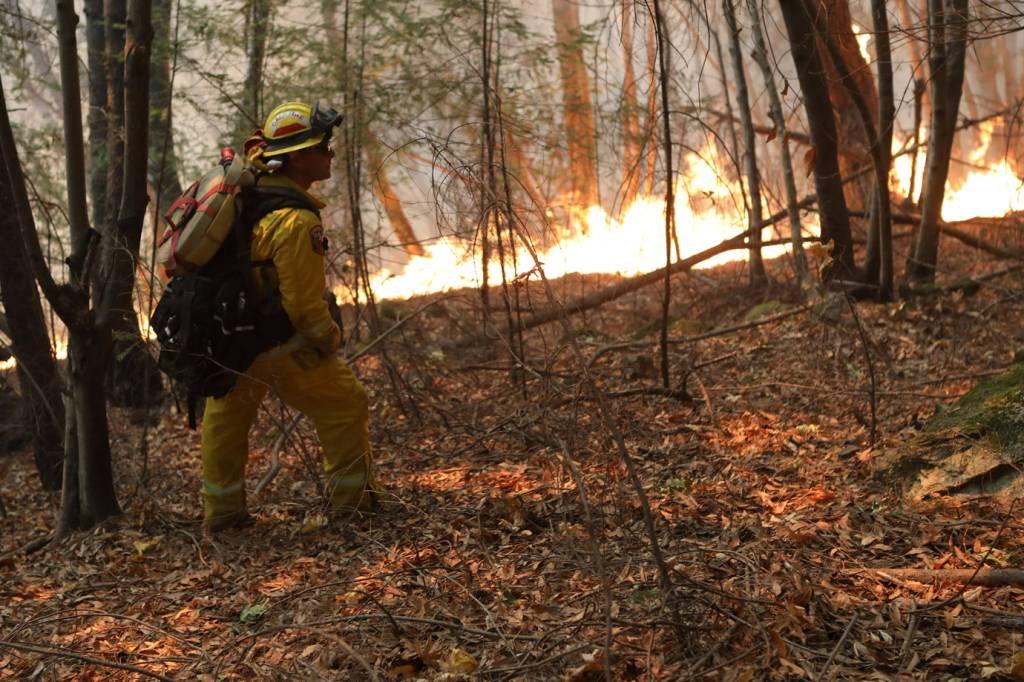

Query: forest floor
<box><xmin>4</xmin><ymin>230</ymin><xmax>1024</xmax><ymax>680</ymax></box>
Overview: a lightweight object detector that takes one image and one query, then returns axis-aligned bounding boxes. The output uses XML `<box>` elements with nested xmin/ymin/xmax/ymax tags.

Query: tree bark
<box><xmin>906</xmin><ymin>0</ymin><xmax>969</xmax><ymax>283</ymax></box>
<box><xmin>651</xmin><ymin>0</ymin><xmax>674</xmax><ymax>388</ymax></box>
<box><xmin>552</xmin><ymin>0</ymin><xmax>599</xmax><ymax>211</ymax></box>
<box><xmin>743</xmin><ymin>0</ymin><xmax>807</xmax><ymax>280</ymax></box>
<box><xmin>722</xmin><ymin>0</ymin><xmax>767</xmax><ymax>285</ymax></box>
<box><xmin>816</xmin><ymin>0</ymin><xmax>879</xmax><ymax>214</ymax></box>
<box><xmin>778</xmin><ymin>0</ymin><xmax>855</xmax><ymax>280</ymax></box>
<box><xmin>237</xmin><ymin>0</ymin><xmax>271</xmax><ymax>140</ymax></box>
<box><xmin>53</xmin><ymin>0</ymin><xmax>120</xmax><ymax>528</ymax></box>
<box><xmin>105</xmin><ymin>0</ymin><xmax>162</xmax><ymax>407</ymax></box>
<box><xmin>148</xmin><ymin>0</ymin><xmax>183</xmax><ymax>216</ymax></box>
<box><xmin>643</xmin><ymin>20</ymin><xmax>658</xmax><ymax>197</ymax></box>
<box><xmin>103</xmin><ymin>0</ymin><xmax>126</xmax><ymax>230</ymax></box>
<box><xmin>619</xmin><ymin>0</ymin><xmax>642</xmax><ymax>210</ymax></box>
<box><xmin>84</xmin><ymin>0</ymin><xmax>108</xmax><ymax>233</ymax></box>
<box><xmin>870</xmin><ymin>0</ymin><xmax>894</xmax><ymax>299</ymax></box>
<box><xmin>0</xmin><ymin>77</ymin><xmax>65</xmax><ymax>491</ymax></box>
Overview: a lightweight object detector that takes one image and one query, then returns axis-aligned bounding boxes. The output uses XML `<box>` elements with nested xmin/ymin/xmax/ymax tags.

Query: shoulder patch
<box><xmin>309</xmin><ymin>225</ymin><xmax>327</xmax><ymax>255</ymax></box>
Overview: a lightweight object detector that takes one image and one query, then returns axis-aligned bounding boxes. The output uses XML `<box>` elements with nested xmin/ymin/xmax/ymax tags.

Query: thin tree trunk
<box><xmin>54</xmin><ymin>0</ymin><xmax>121</xmax><ymax>528</ymax></box>
<box><xmin>722</xmin><ymin>0</ymin><xmax>767</xmax><ymax>285</ymax></box>
<box><xmin>552</xmin><ymin>0</ymin><xmax>599</xmax><ymax>210</ymax></box>
<box><xmin>106</xmin><ymin>0</ymin><xmax>161</xmax><ymax>407</ymax></box>
<box><xmin>906</xmin><ymin>0</ymin><xmax>969</xmax><ymax>283</ymax></box>
<box><xmin>816</xmin><ymin>0</ymin><xmax>878</xmax><ymax>215</ymax></box>
<box><xmin>149</xmin><ymin>0</ymin><xmax>182</xmax><ymax>215</ymax></box>
<box><xmin>778</xmin><ymin>0</ymin><xmax>855</xmax><ymax>280</ymax></box>
<box><xmin>237</xmin><ymin>0</ymin><xmax>270</xmax><ymax>140</ymax></box>
<box><xmin>651</xmin><ymin>0</ymin><xmax>673</xmax><ymax>389</ymax></box>
<box><xmin>480</xmin><ymin>0</ymin><xmax>493</xmax><ymax>317</ymax></box>
<box><xmin>84</xmin><ymin>0</ymin><xmax>108</xmax><ymax>232</ymax></box>
<box><xmin>620</xmin><ymin>0</ymin><xmax>642</xmax><ymax>210</ymax></box>
<box><xmin>643</xmin><ymin>20</ymin><xmax>658</xmax><ymax>197</ymax></box>
<box><xmin>0</xmin><ymin>77</ymin><xmax>64</xmax><ymax>491</ymax></box>
<box><xmin>746</xmin><ymin>0</ymin><xmax>808</xmax><ymax>279</ymax></box>
<box><xmin>103</xmin><ymin>0</ymin><xmax>126</xmax><ymax>229</ymax></box>
<box><xmin>871</xmin><ymin>0</ymin><xmax>894</xmax><ymax>299</ymax></box>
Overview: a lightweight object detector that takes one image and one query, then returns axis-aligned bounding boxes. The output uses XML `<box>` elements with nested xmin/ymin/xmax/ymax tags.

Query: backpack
<box><xmin>157</xmin><ymin>148</ymin><xmax>255</xmax><ymax>276</ymax></box>
<box><xmin>150</xmin><ymin>155</ymin><xmax>320</xmax><ymax>428</ymax></box>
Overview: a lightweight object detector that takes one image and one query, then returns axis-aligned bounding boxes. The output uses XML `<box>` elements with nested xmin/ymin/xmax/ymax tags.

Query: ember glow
<box><xmin>363</xmin><ymin>148</ymin><xmax>808</xmax><ymax>301</ymax></box>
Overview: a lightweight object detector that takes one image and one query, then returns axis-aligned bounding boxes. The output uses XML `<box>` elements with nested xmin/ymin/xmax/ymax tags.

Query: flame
<box><xmin>851</xmin><ymin>24</ymin><xmax>871</xmax><ymax>62</ymax></box>
<box><xmin>361</xmin><ymin>148</ymin><xmax>814</xmax><ymax>301</ymax></box>
<box><xmin>892</xmin><ymin>121</ymin><xmax>1024</xmax><ymax>221</ymax></box>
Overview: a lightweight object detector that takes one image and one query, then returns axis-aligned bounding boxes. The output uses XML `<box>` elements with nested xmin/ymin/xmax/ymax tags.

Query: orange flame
<box><xmin>892</xmin><ymin>121</ymin><xmax>1024</xmax><ymax>221</ymax></box>
<box><xmin>359</xmin><ymin>147</ymin><xmax>813</xmax><ymax>301</ymax></box>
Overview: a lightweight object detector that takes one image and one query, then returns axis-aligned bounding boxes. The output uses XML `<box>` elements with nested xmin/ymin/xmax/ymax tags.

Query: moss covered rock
<box><xmin>882</xmin><ymin>363</ymin><xmax>1024</xmax><ymax>502</ymax></box>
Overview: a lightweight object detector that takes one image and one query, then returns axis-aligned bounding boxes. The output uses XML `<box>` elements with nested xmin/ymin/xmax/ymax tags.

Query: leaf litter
<box><xmin>3</xmin><ymin>238</ymin><xmax>1024</xmax><ymax>679</ymax></box>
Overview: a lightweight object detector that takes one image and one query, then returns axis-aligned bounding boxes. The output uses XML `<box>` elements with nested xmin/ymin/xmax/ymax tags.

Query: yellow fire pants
<box><xmin>199</xmin><ymin>351</ymin><xmax>375</xmax><ymax>524</ymax></box>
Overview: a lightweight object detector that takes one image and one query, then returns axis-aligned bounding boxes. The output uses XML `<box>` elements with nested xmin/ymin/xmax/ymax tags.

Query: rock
<box><xmin>878</xmin><ymin>363</ymin><xmax>1024</xmax><ymax>502</ymax></box>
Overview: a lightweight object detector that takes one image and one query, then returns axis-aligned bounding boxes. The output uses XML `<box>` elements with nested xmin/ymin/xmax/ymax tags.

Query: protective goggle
<box><xmin>310</xmin><ymin>100</ymin><xmax>343</xmax><ymax>133</ymax></box>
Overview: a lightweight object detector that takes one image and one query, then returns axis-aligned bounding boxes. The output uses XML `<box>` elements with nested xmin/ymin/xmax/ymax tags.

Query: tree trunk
<box><xmin>105</xmin><ymin>0</ymin><xmax>162</xmax><ymax>407</ymax></box>
<box><xmin>552</xmin><ymin>0</ymin><xmax>599</xmax><ymax>211</ymax></box>
<box><xmin>619</xmin><ymin>0</ymin><xmax>642</xmax><ymax>210</ymax></box>
<box><xmin>906</xmin><ymin>0</ymin><xmax>969</xmax><ymax>283</ymax></box>
<box><xmin>0</xmin><ymin>77</ymin><xmax>65</xmax><ymax>491</ymax></box>
<box><xmin>722</xmin><ymin>0</ymin><xmax>767</xmax><ymax>285</ymax></box>
<box><xmin>816</xmin><ymin>0</ymin><xmax>878</xmax><ymax>214</ymax></box>
<box><xmin>778</xmin><ymin>0</ymin><xmax>855</xmax><ymax>280</ymax></box>
<box><xmin>651</xmin><ymin>0</ymin><xmax>673</xmax><ymax>388</ymax></box>
<box><xmin>54</xmin><ymin>0</ymin><xmax>120</xmax><ymax>529</ymax></box>
<box><xmin>149</xmin><ymin>0</ymin><xmax>183</xmax><ymax>215</ymax></box>
<box><xmin>84</xmin><ymin>0</ymin><xmax>108</xmax><ymax>233</ymax></box>
<box><xmin>643</xmin><ymin>20</ymin><xmax>658</xmax><ymax>197</ymax></box>
<box><xmin>743</xmin><ymin>0</ymin><xmax>807</xmax><ymax>280</ymax></box>
<box><xmin>365</xmin><ymin>140</ymin><xmax>424</xmax><ymax>257</ymax></box>
<box><xmin>103</xmin><ymin>0</ymin><xmax>126</xmax><ymax>229</ymax></box>
<box><xmin>870</xmin><ymin>0</ymin><xmax>894</xmax><ymax>299</ymax></box>
<box><xmin>237</xmin><ymin>0</ymin><xmax>271</xmax><ymax>141</ymax></box>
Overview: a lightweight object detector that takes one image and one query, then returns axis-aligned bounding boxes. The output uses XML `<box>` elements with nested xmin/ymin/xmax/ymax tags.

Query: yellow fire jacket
<box><xmin>249</xmin><ymin>173</ymin><xmax>341</xmax><ymax>366</ymax></box>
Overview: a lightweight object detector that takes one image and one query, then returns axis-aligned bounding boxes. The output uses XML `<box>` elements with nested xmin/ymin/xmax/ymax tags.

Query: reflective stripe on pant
<box><xmin>200</xmin><ymin>351</ymin><xmax>375</xmax><ymax>523</ymax></box>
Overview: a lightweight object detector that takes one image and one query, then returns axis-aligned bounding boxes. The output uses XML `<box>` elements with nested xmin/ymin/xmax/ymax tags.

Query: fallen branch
<box><xmin>587</xmin><ymin>304</ymin><xmax>810</xmax><ymax>370</ymax></box>
<box><xmin>0</xmin><ymin>640</ymin><xmax>174</xmax><ymax>681</ymax></box>
<box><xmin>853</xmin><ymin>567</ymin><xmax>1024</xmax><ymax>586</ymax></box>
<box><xmin>446</xmin><ymin>197</ymin><xmax>825</xmax><ymax>350</ymax></box>
<box><xmin>888</xmin><ymin>211</ymin><xmax>1024</xmax><ymax>260</ymax></box>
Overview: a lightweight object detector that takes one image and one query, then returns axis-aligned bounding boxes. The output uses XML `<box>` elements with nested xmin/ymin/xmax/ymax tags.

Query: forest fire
<box><xmin>364</xmin><ymin>147</ymin><xmax>802</xmax><ymax>301</ymax></box>
<box><xmin>892</xmin><ymin>121</ymin><xmax>1024</xmax><ymax>221</ymax></box>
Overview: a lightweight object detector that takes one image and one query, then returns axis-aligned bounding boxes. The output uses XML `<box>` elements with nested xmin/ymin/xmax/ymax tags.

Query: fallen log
<box><xmin>889</xmin><ymin>211</ymin><xmax>1024</xmax><ymax>260</ymax></box>
<box><xmin>445</xmin><ymin>194</ymin><xmax>826</xmax><ymax>349</ymax></box>
<box><xmin>852</xmin><ymin>567</ymin><xmax>1024</xmax><ymax>587</ymax></box>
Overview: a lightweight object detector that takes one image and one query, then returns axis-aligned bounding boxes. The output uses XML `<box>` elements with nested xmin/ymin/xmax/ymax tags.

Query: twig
<box><xmin>482</xmin><ymin>642</ymin><xmax>593</xmax><ymax>676</ymax></box>
<box><xmin>0</xmin><ymin>640</ymin><xmax>174</xmax><ymax>681</ymax></box>
<box><xmin>557</xmin><ymin>445</ymin><xmax>613</xmax><ymax>682</ymax></box>
<box><xmin>587</xmin><ymin>304</ymin><xmax>811</xmax><ymax>370</ymax></box>
<box><xmin>853</xmin><ymin>567</ymin><xmax>1024</xmax><ymax>587</ymax></box>
<box><xmin>899</xmin><ymin>601</ymin><xmax>919</xmax><ymax>673</ymax></box>
<box><xmin>322</xmin><ymin>633</ymin><xmax>379</xmax><ymax>682</ymax></box>
<box><xmin>843</xmin><ymin>295</ymin><xmax>877</xmax><ymax>447</ymax></box>
<box><xmin>817</xmin><ymin>612</ymin><xmax>858</xmax><ymax>681</ymax></box>
<box><xmin>0</xmin><ymin>534</ymin><xmax>53</xmax><ymax>565</ymax></box>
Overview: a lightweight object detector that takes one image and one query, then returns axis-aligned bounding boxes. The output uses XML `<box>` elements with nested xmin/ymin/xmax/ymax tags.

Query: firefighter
<box><xmin>200</xmin><ymin>100</ymin><xmax>377</xmax><ymax>531</ymax></box>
